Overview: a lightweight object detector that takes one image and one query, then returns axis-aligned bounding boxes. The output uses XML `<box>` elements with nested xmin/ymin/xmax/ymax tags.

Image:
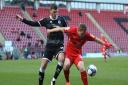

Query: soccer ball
<box><xmin>87</xmin><ymin>64</ymin><xmax>97</xmax><ymax>77</ymax></box>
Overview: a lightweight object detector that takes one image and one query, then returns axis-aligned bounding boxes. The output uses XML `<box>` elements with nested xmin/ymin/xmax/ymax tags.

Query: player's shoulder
<box><xmin>58</xmin><ymin>16</ymin><xmax>64</xmax><ymax>19</ymax></box>
<box><xmin>68</xmin><ymin>26</ymin><xmax>77</xmax><ymax>29</ymax></box>
<box><xmin>39</xmin><ymin>17</ymin><xmax>48</xmax><ymax>22</ymax></box>
<box><xmin>85</xmin><ymin>32</ymin><xmax>96</xmax><ymax>39</ymax></box>
<box><xmin>64</xmin><ymin>26</ymin><xmax>76</xmax><ymax>33</ymax></box>
<box><xmin>85</xmin><ymin>32</ymin><xmax>90</xmax><ymax>35</ymax></box>
<box><xmin>70</xmin><ymin>26</ymin><xmax>77</xmax><ymax>30</ymax></box>
<box><xmin>58</xmin><ymin>16</ymin><xmax>66</xmax><ymax>20</ymax></box>
<box><xmin>85</xmin><ymin>32</ymin><xmax>92</xmax><ymax>37</ymax></box>
<box><xmin>67</xmin><ymin>26</ymin><xmax>77</xmax><ymax>33</ymax></box>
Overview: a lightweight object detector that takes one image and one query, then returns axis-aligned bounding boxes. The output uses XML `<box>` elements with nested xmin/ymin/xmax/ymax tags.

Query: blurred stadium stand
<box><xmin>0</xmin><ymin>0</ymin><xmax>128</xmax><ymax>59</ymax></box>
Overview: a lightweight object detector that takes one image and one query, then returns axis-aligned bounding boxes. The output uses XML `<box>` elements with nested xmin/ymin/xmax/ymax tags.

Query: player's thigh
<box><xmin>74</xmin><ymin>56</ymin><xmax>86</xmax><ymax>72</ymax></box>
<box><xmin>40</xmin><ymin>58</ymin><xmax>49</xmax><ymax>70</ymax></box>
<box><xmin>57</xmin><ymin>52</ymin><xmax>65</xmax><ymax>63</ymax></box>
<box><xmin>63</xmin><ymin>57</ymin><xmax>73</xmax><ymax>70</ymax></box>
<box><xmin>55</xmin><ymin>45</ymin><xmax>65</xmax><ymax>62</ymax></box>
<box><xmin>41</xmin><ymin>48</ymin><xmax>54</xmax><ymax>70</ymax></box>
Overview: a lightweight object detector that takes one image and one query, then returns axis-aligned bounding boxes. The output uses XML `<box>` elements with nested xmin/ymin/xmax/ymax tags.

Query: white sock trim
<box><xmin>52</xmin><ymin>78</ymin><xmax>56</xmax><ymax>81</ymax></box>
<box><xmin>58</xmin><ymin>61</ymin><xmax>63</xmax><ymax>66</ymax></box>
<box><xmin>39</xmin><ymin>67</ymin><xmax>45</xmax><ymax>72</ymax></box>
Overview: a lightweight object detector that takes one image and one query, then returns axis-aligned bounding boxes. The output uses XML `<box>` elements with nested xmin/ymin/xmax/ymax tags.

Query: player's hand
<box><xmin>16</xmin><ymin>14</ymin><xmax>23</xmax><ymax>21</ymax></box>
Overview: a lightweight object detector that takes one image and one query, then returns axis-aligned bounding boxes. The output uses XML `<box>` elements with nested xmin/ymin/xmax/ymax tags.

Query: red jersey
<box><xmin>64</xmin><ymin>27</ymin><xmax>96</xmax><ymax>57</ymax></box>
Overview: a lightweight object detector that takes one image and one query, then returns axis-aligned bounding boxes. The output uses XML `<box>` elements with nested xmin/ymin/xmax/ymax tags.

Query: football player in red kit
<box><xmin>100</xmin><ymin>34</ymin><xmax>112</xmax><ymax>62</ymax></box>
<box><xmin>47</xmin><ymin>24</ymin><xmax>112</xmax><ymax>85</ymax></box>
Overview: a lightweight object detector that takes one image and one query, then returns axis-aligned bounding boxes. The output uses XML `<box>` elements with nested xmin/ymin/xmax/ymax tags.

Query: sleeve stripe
<box><xmin>38</xmin><ymin>21</ymin><xmax>42</xmax><ymax>27</ymax></box>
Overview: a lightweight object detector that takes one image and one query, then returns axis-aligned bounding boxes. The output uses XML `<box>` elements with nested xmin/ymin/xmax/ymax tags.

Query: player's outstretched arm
<box><xmin>47</xmin><ymin>27</ymin><xmax>70</xmax><ymax>33</ymax></box>
<box><xmin>16</xmin><ymin>14</ymin><xmax>41</xmax><ymax>27</ymax></box>
<box><xmin>95</xmin><ymin>37</ymin><xmax>105</xmax><ymax>45</ymax></box>
<box><xmin>95</xmin><ymin>36</ymin><xmax>112</xmax><ymax>48</ymax></box>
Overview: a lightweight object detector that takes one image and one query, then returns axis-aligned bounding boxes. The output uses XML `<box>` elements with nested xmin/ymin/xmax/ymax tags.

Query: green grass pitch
<box><xmin>0</xmin><ymin>57</ymin><xmax>128</xmax><ymax>85</ymax></box>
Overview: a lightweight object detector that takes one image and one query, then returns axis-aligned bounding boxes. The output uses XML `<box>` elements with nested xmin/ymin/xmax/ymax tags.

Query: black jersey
<box><xmin>22</xmin><ymin>16</ymin><xmax>67</xmax><ymax>46</ymax></box>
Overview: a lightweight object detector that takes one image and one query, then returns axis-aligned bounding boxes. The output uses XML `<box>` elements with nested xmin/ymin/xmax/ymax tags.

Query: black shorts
<box><xmin>43</xmin><ymin>44</ymin><xmax>64</xmax><ymax>61</ymax></box>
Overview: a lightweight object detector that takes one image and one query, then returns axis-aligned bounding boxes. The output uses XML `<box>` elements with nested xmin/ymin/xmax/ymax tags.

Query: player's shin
<box><xmin>81</xmin><ymin>71</ymin><xmax>88</xmax><ymax>85</ymax></box>
<box><xmin>52</xmin><ymin>62</ymin><xmax>63</xmax><ymax>80</ymax></box>
<box><xmin>64</xmin><ymin>70</ymin><xmax>70</xmax><ymax>82</ymax></box>
<box><xmin>51</xmin><ymin>61</ymin><xmax>63</xmax><ymax>85</ymax></box>
<box><xmin>103</xmin><ymin>52</ymin><xmax>107</xmax><ymax>62</ymax></box>
<box><xmin>39</xmin><ymin>68</ymin><xmax>45</xmax><ymax>85</ymax></box>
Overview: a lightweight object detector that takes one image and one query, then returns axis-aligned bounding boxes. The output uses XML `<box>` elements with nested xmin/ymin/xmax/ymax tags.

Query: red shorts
<box><xmin>66</xmin><ymin>54</ymin><xmax>83</xmax><ymax>66</ymax></box>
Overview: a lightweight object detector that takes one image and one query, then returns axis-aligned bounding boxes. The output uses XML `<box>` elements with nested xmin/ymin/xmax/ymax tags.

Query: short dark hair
<box><xmin>79</xmin><ymin>23</ymin><xmax>87</xmax><ymax>30</ymax></box>
<box><xmin>50</xmin><ymin>4</ymin><xmax>58</xmax><ymax>10</ymax></box>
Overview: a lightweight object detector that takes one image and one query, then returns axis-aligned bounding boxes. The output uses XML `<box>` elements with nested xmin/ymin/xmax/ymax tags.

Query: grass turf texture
<box><xmin>0</xmin><ymin>57</ymin><xmax>128</xmax><ymax>85</ymax></box>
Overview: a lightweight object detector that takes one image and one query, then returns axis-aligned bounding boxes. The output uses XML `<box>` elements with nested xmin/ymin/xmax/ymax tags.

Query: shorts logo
<box><xmin>60</xmin><ymin>47</ymin><xmax>64</xmax><ymax>50</ymax></box>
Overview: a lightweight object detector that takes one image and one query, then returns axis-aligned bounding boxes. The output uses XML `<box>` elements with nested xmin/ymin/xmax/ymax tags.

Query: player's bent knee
<box><xmin>77</xmin><ymin>61</ymin><xmax>86</xmax><ymax>72</ymax></box>
<box><xmin>40</xmin><ymin>58</ymin><xmax>49</xmax><ymax>71</ymax></box>
<box><xmin>63</xmin><ymin>64</ymin><xmax>70</xmax><ymax>70</ymax></box>
<box><xmin>79</xmin><ymin>67</ymin><xmax>86</xmax><ymax>72</ymax></box>
<box><xmin>58</xmin><ymin>53</ymin><xmax>65</xmax><ymax>61</ymax></box>
<box><xmin>58</xmin><ymin>57</ymin><xmax>65</xmax><ymax>63</ymax></box>
<box><xmin>39</xmin><ymin>67</ymin><xmax>45</xmax><ymax>72</ymax></box>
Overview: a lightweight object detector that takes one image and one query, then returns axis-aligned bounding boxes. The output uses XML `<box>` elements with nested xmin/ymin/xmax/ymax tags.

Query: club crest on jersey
<box><xmin>58</xmin><ymin>20</ymin><xmax>61</xmax><ymax>24</ymax></box>
<box><xmin>50</xmin><ymin>21</ymin><xmax>52</xmax><ymax>23</ymax></box>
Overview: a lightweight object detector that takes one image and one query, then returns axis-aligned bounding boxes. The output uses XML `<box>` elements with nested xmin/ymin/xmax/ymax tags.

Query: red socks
<box><xmin>81</xmin><ymin>71</ymin><xmax>88</xmax><ymax>85</ymax></box>
<box><xmin>64</xmin><ymin>70</ymin><xmax>70</xmax><ymax>82</ymax></box>
<box><xmin>64</xmin><ymin>70</ymin><xmax>88</xmax><ymax>85</ymax></box>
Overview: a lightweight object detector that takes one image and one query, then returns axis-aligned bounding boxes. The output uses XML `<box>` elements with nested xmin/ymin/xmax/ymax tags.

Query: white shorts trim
<box><xmin>42</xmin><ymin>58</ymin><xmax>51</xmax><ymax>63</ymax></box>
<box><xmin>55</xmin><ymin>51</ymin><xmax>64</xmax><ymax>59</ymax></box>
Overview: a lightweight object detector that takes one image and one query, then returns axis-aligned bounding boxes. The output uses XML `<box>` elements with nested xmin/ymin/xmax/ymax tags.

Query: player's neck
<box><xmin>50</xmin><ymin>15</ymin><xmax>58</xmax><ymax>20</ymax></box>
<box><xmin>77</xmin><ymin>31</ymin><xmax>85</xmax><ymax>39</ymax></box>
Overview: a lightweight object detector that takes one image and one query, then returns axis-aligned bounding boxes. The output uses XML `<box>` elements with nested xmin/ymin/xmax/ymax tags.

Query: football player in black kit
<box><xmin>16</xmin><ymin>4</ymin><xmax>67</xmax><ymax>85</ymax></box>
